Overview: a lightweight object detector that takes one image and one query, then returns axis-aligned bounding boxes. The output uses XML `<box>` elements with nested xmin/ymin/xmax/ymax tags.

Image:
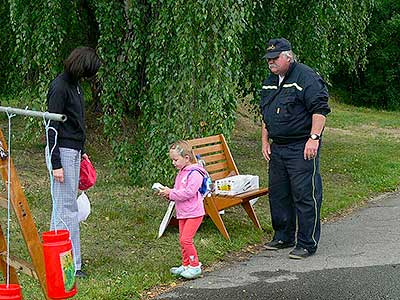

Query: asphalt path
<box><xmin>156</xmin><ymin>191</ymin><xmax>400</xmax><ymax>300</ymax></box>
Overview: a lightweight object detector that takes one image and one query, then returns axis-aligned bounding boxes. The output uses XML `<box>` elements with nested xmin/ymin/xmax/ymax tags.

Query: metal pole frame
<box><xmin>0</xmin><ymin>106</ymin><xmax>66</xmax><ymax>122</ymax></box>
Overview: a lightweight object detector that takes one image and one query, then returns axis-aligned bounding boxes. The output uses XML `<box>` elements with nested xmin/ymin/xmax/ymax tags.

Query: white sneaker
<box><xmin>180</xmin><ymin>265</ymin><xmax>202</xmax><ymax>279</ymax></box>
<box><xmin>170</xmin><ymin>265</ymin><xmax>187</xmax><ymax>276</ymax></box>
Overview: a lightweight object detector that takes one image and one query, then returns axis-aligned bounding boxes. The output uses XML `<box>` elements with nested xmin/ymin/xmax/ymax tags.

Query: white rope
<box><xmin>6</xmin><ymin>109</ymin><xmax>15</xmax><ymax>287</ymax></box>
<box><xmin>43</xmin><ymin>118</ymin><xmax>59</xmax><ymax>231</ymax></box>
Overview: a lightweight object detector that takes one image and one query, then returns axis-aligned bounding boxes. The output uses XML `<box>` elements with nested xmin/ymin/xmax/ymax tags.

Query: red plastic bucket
<box><xmin>42</xmin><ymin>230</ymin><xmax>77</xmax><ymax>299</ymax></box>
<box><xmin>0</xmin><ymin>284</ymin><xmax>22</xmax><ymax>300</ymax></box>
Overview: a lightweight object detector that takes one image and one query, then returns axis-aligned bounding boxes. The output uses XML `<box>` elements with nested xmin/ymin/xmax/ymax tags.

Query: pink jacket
<box><xmin>169</xmin><ymin>164</ymin><xmax>206</xmax><ymax>219</ymax></box>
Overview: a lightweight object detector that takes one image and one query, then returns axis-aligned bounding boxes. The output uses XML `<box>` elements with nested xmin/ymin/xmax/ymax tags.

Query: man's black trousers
<box><xmin>268</xmin><ymin>140</ymin><xmax>323</xmax><ymax>253</ymax></box>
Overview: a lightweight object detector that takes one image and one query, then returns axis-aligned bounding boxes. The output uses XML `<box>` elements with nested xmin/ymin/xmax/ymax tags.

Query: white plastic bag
<box><xmin>77</xmin><ymin>191</ymin><xmax>91</xmax><ymax>222</ymax></box>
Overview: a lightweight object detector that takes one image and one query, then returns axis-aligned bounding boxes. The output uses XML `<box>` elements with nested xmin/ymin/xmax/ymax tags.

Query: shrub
<box><xmin>333</xmin><ymin>0</ymin><xmax>400</xmax><ymax>110</ymax></box>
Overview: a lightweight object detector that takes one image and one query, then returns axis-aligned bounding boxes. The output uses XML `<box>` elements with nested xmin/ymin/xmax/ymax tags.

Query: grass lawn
<box><xmin>0</xmin><ymin>96</ymin><xmax>400</xmax><ymax>299</ymax></box>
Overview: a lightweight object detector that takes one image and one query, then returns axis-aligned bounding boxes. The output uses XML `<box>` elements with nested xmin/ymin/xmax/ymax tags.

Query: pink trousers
<box><xmin>178</xmin><ymin>216</ymin><xmax>203</xmax><ymax>267</ymax></box>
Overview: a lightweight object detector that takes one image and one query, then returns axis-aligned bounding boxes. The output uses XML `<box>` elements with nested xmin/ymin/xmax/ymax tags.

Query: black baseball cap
<box><xmin>263</xmin><ymin>38</ymin><xmax>292</xmax><ymax>59</ymax></box>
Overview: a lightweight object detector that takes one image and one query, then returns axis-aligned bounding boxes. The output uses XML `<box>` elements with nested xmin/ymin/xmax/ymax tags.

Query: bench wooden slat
<box><xmin>192</xmin><ymin>144</ymin><xmax>224</xmax><ymax>157</ymax></box>
<box><xmin>206</xmin><ymin>161</ymin><xmax>229</xmax><ymax>174</ymax></box>
<box><xmin>189</xmin><ymin>135</ymin><xmax>222</xmax><ymax>147</ymax></box>
<box><xmin>213</xmin><ymin>188</ymin><xmax>269</xmax><ymax>202</ymax></box>
<box><xmin>202</xmin><ymin>153</ymin><xmax>226</xmax><ymax>164</ymax></box>
<box><xmin>236</xmin><ymin>188</ymin><xmax>269</xmax><ymax>201</ymax></box>
<box><xmin>209</xmin><ymin>170</ymin><xmax>232</xmax><ymax>181</ymax></box>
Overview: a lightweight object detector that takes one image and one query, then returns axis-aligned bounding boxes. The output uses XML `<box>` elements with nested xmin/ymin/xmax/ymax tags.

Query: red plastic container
<box><xmin>42</xmin><ymin>230</ymin><xmax>77</xmax><ymax>299</ymax></box>
<box><xmin>0</xmin><ymin>284</ymin><xmax>22</xmax><ymax>300</ymax></box>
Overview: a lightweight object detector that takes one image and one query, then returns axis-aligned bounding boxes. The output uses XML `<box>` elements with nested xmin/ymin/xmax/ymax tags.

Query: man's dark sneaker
<box><xmin>75</xmin><ymin>270</ymin><xmax>87</xmax><ymax>278</ymax></box>
<box><xmin>289</xmin><ymin>247</ymin><xmax>314</xmax><ymax>259</ymax></box>
<box><xmin>264</xmin><ymin>240</ymin><xmax>295</xmax><ymax>250</ymax></box>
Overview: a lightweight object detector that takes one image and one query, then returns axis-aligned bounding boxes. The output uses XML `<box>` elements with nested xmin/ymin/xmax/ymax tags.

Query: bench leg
<box><xmin>241</xmin><ymin>201</ymin><xmax>262</xmax><ymax>229</ymax></box>
<box><xmin>204</xmin><ymin>197</ymin><xmax>230</xmax><ymax>240</ymax></box>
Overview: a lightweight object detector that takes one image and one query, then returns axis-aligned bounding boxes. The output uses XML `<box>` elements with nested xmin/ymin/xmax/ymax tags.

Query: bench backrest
<box><xmin>188</xmin><ymin>134</ymin><xmax>239</xmax><ymax>181</ymax></box>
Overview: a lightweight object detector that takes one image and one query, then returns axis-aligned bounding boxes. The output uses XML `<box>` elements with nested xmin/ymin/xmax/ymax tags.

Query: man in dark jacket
<box><xmin>47</xmin><ymin>47</ymin><xmax>101</xmax><ymax>276</ymax></box>
<box><xmin>260</xmin><ymin>38</ymin><xmax>330</xmax><ymax>259</ymax></box>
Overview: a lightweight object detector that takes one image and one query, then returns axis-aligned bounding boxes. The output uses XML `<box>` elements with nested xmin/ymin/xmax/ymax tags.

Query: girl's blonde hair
<box><xmin>170</xmin><ymin>140</ymin><xmax>195</xmax><ymax>163</ymax></box>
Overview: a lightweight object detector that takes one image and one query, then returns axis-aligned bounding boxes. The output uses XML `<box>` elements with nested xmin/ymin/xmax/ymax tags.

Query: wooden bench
<box><xmin>188</xmin><ymin>134</ymin><xmax>269</xmax><ymax>240</ymax></box>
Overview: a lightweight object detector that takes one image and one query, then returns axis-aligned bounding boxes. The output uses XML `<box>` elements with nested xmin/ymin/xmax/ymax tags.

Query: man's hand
<box><xmin>53</xmin><ymin>168</ymin><xmax>64</xmax><ymax>183</ymax></box>
<box><xmin>304</xmin><ymin>139</ymin><xmax>319</xmax><ymax>160</ymax></box>
<box><xmin>261</xmin><ymin>124</ymin><xmax>271</xmax><ymax>161</ymax></box>
<box><xmin>82</xmin><ymin>153</ymin><xmax>89</xmax><ymax>160</ymax></box>
<box><xmin>262</xmin><ymin>141</ymin><xmax>271</xmax><ymax>161</ymax></box>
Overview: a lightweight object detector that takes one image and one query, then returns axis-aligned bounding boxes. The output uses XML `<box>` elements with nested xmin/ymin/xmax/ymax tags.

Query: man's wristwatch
<box><xmin>309</xmin><ymin>133</ymin><xmax>320</xmax><ymax>141</ymax></box>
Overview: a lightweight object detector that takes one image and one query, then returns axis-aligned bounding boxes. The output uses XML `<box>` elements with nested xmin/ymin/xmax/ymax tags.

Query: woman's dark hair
<box><xmin>64</xmin><ymin>47</ymin><xmax>101</xmax><ymax>79</ymax></box>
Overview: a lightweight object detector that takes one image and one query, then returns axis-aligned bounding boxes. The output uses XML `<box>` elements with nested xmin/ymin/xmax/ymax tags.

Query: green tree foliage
<box><xmin>241</xmin><ymin>0</ymin><xmax>373</xmax><ymax>104</ymax></box>
<box><xmin>9</xmin><ymin>0</ymin><xmax>65</xmax><ymax>101</ymax></box>
<box><xmin>8</xmin><ymin>0</ymin><xmax>94</xmax><ymax>104</ymax></box>
<box><xmin>91</xmin><ymin>0</ymin><xmax>146</xmax><ymax>183</ymax></box>
<box><xmin>0</xmin><ymin>2</ymin><xmax>14</xmax><ymax>94</ymax></box>
<box><xmin>95</xmin><ymin>0</ymin><xmax>248</xmax><ymax>185</ymax></box>
<box><xmin>6</xmin><ymin>0</ymin><xmax>99</xmax><ymax>139</ymax></box>
<box><xmin>0</xmin><ymin>0</ymin><xmax>375</xmax><ymax>185</ymax></box>
<box><xmin>335</xmin><ymin>0</ymin><xmax>400</xmax><ymax>110</ymax></box>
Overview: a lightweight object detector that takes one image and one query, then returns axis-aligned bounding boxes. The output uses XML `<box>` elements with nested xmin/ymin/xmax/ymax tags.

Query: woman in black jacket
<box><xmin>47</xmin><ymin>47</ymin><xmax>101</xmax><ymax>278</ymax></box>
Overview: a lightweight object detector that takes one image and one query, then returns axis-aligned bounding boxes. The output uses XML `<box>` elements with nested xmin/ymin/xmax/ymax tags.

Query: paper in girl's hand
<box><xmin>152</xmin><ymin>182</ymin><xmax>165</xmax><ymax>192</ymax></box>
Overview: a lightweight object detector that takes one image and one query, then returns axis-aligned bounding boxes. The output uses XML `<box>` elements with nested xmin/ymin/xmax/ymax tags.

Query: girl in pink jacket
<box><xmin>159</xmin><ymin>140</ymin><xmax>206</xmax><ymax>279</ymax></box>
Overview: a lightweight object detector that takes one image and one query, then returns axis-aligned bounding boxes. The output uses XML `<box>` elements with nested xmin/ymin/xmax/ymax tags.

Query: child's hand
<box><xmin>159</xmin><ymin>187</ymin><xmax>171</xmax><ymax>198</ymax></box>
